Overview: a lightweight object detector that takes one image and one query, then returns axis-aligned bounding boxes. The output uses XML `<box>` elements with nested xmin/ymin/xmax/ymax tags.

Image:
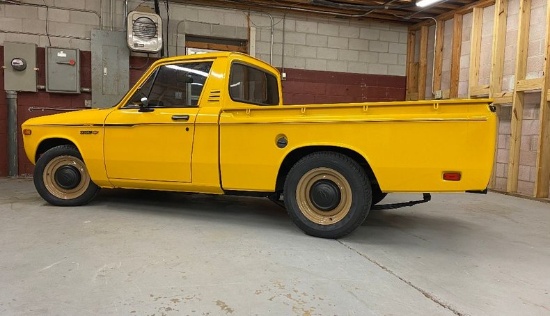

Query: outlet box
<box><xmin>434</xmin><ymin>90</ymin><xmax>443</xmax><ymax>99</ymax></box>
<box><xmin>281</xmin><ymin>72</ymin><xmax>287</xmax><ymax>80</ymax></box>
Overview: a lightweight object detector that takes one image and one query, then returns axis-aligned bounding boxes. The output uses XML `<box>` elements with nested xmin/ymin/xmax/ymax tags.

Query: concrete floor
<box><xmin>0</xmin><ymin>178</ymin><xmax>549</xmax><ymax>315</ymax></box>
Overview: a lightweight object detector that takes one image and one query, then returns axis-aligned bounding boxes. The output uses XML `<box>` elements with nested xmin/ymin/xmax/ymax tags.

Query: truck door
<box><xmin>104</xmin><ymin>61</ymin><xmax>213</xmax><ymax>183</ymax></box>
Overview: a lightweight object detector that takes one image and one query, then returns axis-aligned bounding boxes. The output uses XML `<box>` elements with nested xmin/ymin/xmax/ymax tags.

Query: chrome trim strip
<box><xmin>218</xmin><ymin>117</ymin><xmax>489</xmax><ymax>125</ymax></box>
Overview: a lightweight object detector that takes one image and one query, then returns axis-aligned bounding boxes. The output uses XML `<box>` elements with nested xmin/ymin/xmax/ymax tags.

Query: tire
<box><xmin>283</xmin><ymin>152</ymin><xmax>372</xmax><ymax>239</ymax></box>
<box><xmin>371</xmin><ymin>185</ymin><xmax>387</xmax><ymax>205</ymax></box>
<box><xmin>33</xmin><ymin>145</ymin><xmax>100</xmax><ymax>206</ymax></box>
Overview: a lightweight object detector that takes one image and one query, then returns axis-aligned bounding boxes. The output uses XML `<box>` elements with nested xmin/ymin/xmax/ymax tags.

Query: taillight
<box><xmin>443</xmin><ymin>172</ymin><xmax>461</xmax><ymax>181</ymax></box>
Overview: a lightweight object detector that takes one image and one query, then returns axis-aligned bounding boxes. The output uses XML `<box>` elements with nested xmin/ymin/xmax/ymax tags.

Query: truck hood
<box><xmin>22</xmin><ymin>108</ymin><xmax>115</xmax><ymax>127</ymax></box>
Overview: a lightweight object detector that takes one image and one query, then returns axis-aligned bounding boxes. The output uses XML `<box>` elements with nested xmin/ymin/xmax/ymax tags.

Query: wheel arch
<box><xmin>275</xmin><ymin>145</ymin><xmax>379</xmax><ymax>192</ymax></box>
<box><xmin>35</xmin><ymin>138</ymin><xmax>79</xmax><ymax>163</ymax></box>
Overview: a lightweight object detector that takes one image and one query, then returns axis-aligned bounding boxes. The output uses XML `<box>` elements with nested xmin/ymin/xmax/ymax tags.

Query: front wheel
<box><xmin>33</xmin><ymin>145</ymin><xmax>100</xmax><ymax>206</ymax></box>
<box><xmin>283</xmin><ymin>152</ymin><xmax>372</xmax><ymax>239</ymax></box>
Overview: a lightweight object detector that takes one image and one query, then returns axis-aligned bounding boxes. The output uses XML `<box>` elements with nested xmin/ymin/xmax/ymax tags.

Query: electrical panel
<box><xmin>46</xmin><ymin>47</ymin><xmax>80</xmax><ymax>93</ymax></box>
<box><xmin>3</xmin><ymin>42</ymin><xmax>37</xmax><ymax>92</ymax></box>
<box><xmin>91</xmin><ymin>30</ymin><xmax>130</xmax><ymax>108</ymax></box>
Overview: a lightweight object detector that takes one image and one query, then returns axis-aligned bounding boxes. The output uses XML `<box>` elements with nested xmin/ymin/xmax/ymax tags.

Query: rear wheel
<box><xmin>283</xmin><ymin>152</ymin><xmax>372</xmax><ymax>239</ymax></box>
<box><xmin>34</xmin><ymin>145</ymin><xmax>100</xmax><ymax>206</ymax></box>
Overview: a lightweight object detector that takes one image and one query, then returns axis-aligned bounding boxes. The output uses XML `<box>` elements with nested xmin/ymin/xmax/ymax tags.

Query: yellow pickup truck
<box><xmin>22</xmin><ymin>52</ymin><xmax>496</xmax><ymax>238</ymax></box>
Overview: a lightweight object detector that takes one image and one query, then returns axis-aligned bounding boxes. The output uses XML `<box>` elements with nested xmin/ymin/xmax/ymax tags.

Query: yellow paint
<box><xmin>104</xmin><ymin>107</ymin><xmax>199</xmax><ymax>183</ymax></box>
<box><xmin>21</xmin><ymin>108</ymin><xmax>114</xmax><ymax>187</ymax></box>
<box><xmin>22</xmin><ymin>52</ymin><xmax>496</xmax><ymax>194</ymax></box>
<box><xmin>219</xmin><ymin>100</ymin><xmax>496</xmax><ymax>192</ymax></box>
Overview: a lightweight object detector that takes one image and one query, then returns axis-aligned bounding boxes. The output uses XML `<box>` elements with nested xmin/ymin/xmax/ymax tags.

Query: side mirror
<box><xmin>140</xmin><ymin>97</ymin><xmax>149</xmax><ymax>107</ymax></box>
<box><xmin>138</xmin><ymin>97</ymin><xmax>154</xmax><ymax>112</ymax></box>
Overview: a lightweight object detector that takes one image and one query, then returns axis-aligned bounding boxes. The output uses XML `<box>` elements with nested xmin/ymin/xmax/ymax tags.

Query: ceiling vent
<box><xmin>127</xmin><ymin>11</ymin><xmax>162</xmax><ymax>53</ymax></box>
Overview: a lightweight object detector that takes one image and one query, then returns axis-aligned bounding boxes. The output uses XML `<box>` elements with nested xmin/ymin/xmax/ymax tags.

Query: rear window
<box><xmin>229</xmin><ymin>63</ymin><xmax>279</xmax><ymax>106</ymax></box>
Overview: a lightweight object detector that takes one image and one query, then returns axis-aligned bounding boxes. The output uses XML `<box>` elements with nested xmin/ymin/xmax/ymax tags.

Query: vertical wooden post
<box><xmin>406</xmin><ymin>31</ymin><xmax>417</xmax><ymax>100</ymax></box>
<box><xmin>507</xmin><ymin>0</ymin><xmax>532</xmax><ymax>193</ymax></box>
<box><xmin>450</xmin><ymin>14</ymin><xmax>463</xmax><ymax>99</ymax></box>
<box><xmin>418</xmin><ymin>26</ymin><xmax>429</xmax><ymax>100</ymax></box>
<box><xmin>488</xmin><ymin>0</ymin><xmax>508</xmax><ymax>189</ymax></box>
<box><xmin>490</xmin><ymin>0</ymin><xmax>508</xmax><ymax>97</ymax></box>
<box><xmin>433</xmin><ymin>20</ymin><xmax>445</xmax><ymax>96</ymax></box>
<box><xmin>534</xmin><ymin>1</ymin><xmax>550</xmax><ymax>197</ymax></box>
<box><xmin>468</xmin><ymin>7</ymin><xmax>483</xmax><ymax>97</ymax></box>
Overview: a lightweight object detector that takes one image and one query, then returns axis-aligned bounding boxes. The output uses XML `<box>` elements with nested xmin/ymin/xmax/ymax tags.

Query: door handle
<box><xmin>171</xmin><ymin>115</ymin><xmax>190</xmax><ymax>121</ymax></box>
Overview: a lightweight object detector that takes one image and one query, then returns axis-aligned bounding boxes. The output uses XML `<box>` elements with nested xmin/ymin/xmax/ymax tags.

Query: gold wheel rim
<box><xmin>43</xmin><ymin>156</ymin><xmax>90</xmax><ymax>200</ymax></box>
<box><xmin>296</xmin><ymin>167</ymin><xmax>352</xmax><ymax>225</ymax></box>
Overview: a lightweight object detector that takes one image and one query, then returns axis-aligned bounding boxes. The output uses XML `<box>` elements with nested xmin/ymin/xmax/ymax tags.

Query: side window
<box><xmin>125</xmin><ymin>61</ymin><xmax>213</xmax><ymax>108</ymax></box>
<box><xmin>229</xmin><ymin>63</ymin><xmax>279</xmax><ymax>106</ymax></box>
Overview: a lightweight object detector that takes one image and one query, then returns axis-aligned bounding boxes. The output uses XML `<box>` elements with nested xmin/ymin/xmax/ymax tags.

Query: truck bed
<box><xmin>218</xmin><ymin>99</ymin><xmax>496</xmax><ymax>193</ymax></box>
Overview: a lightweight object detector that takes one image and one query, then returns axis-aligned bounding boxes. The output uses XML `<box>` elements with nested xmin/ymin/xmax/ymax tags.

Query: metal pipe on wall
<box><xmin>0</xmin><ymin>30</ymin><xmax>91</xmax><ymax>41</ymax></box>
<box><xmin>110</xmin><ymin>0</ymin><xmax>115</xmax><ymax>30</ymax></box>
<box><xmin>281</xmin><ymin>14</ymin><xmax>286</xmax><ymax>75</ymax></box>
<box><xmin>6</xmin><ymin>91</ymin><xmax>18</xmax><ymax>177</ymax></box>
<box><xmin>125</xmin><ymin>0</ymin><xmax>129</xmax><ymax>30</ymax></box>
<box><xmin>267</xmin><ymin>13</ymin><xmax>274</xmax><ymax>65</ymax></box>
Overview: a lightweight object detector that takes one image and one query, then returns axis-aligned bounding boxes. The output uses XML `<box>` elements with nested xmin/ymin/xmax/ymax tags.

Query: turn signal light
<box><xmin>23</xmin><ymin>129</ymin><xmax>32</xmax><ymax>135</ymax></box>
<box><xmin>443</xmin><ymin>172</ymin><xmax>461</xmax><ymax>181</ymax></box>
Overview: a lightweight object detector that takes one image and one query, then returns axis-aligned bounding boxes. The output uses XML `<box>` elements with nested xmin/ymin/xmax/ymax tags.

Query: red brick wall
<box><xmin>281</xmin><ymin>68</ymin><xmax>406</xmax><ymax>104</ymax></box>
<box><xmin>130</xmin><ymin>56</ymin><xmax>157</xmax><ymax>86</ymax></box>
<box><xmin>0</xmin><ymin>46</ymin><xmax>404</xmax><ymax>177</ymax></box>
<box><xmin>16</xmin><ymin>49</ymin><xmax>94</xmax><ymax>176</ymax></box>
<box><xmin>0</xmin><ymin>46</ymin><xmax>156</xmax><ymax>177</ymax></box>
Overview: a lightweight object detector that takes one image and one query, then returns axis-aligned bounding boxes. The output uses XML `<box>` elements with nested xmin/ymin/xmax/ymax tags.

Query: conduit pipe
<box><xmin>6</xmin><ymin>91</ymin><xmax>18</xmax><ymax>177</ymax></box>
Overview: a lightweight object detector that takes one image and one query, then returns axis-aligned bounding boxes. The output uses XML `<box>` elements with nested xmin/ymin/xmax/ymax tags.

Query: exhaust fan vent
<box><xmin>127</xmin><ymin>11</ymin><xmax>162</xmax><ymax>53</ymax></box>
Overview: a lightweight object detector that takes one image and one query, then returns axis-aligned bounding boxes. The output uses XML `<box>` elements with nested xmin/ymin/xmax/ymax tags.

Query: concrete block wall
<box><xmin>425</xmin><ymin>25</ymin><xmax>435</xmax><ymax>98</ymax></box>
<box><xmin>494</xmin><ymin>106</ymin><xmax>511</xmax><ymax>191</ymax></box>
<box><xmin>494</xmin><ymin>0</ymin><xmax>546</xmax><ymax>195</ymax></box>
<box><xmin>500</xmin><ymin>0</ymin><xmax>546</xmax><ymax>90</ymax></box>
<box><xmin>526</xmin><ymin>0</ymin><xmax>547</xmax><ymax>79</ymax></box>
<box><xmin>494</xmin><ymin>95</ymin><xmax>541</xmax><ymax>195</ymax></box>
<box><xmin>255</xmin><ymin>16</ymin><xmax>407</xmax><ymax>76</ymax></box>
<box><xmin>502</xmin><ymin>0</ymin><xmax>519</xmax><ymax>92</ymax></box>
<box><xmin>423</xmin><ymin>0</ymin><xmax>546</xmax><ymax>97</ymax></box>
<box><xmin>478</xmin><ymin>5</ymin><xmax>495</xmax><ymax>87</ymax></box>
<box><xmin>0</xmin><ymin>0</ymin><xmax>102</xmax><ymax>51</ymax></box>
<box><xmin>517</xmin><ymin>93</ymin><xmax>541</xmax><ymax>195</ymax></box>
<box><xmin>118</xmin><ymin>1</ymin><xmax>408</xmax><ymax>76</ymax></box>
<box><xmin>458</xmin><ymin>12</ymin><xmax>472</xmax><ymax>98</ymax></box>
<box><xmin>441</xmin><ymin>19</ymin><xmax>453</xmax><ymax>92</ymax></box>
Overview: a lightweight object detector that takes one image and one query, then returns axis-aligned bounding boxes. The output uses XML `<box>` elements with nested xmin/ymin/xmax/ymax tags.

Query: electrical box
<box><xmin>3</xmin><ymin>42</ymin><xmax>37</xmax><ymax>92</ymax></box>
<box><xmin>46</xmin><ymin>47</ymin><xmax>80</xmax><ymax>93</ymax></box>
<box><xmin>91</xmin><ymin>30</ymin><xmax>129</xmax><ymax>108</ymax></box>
